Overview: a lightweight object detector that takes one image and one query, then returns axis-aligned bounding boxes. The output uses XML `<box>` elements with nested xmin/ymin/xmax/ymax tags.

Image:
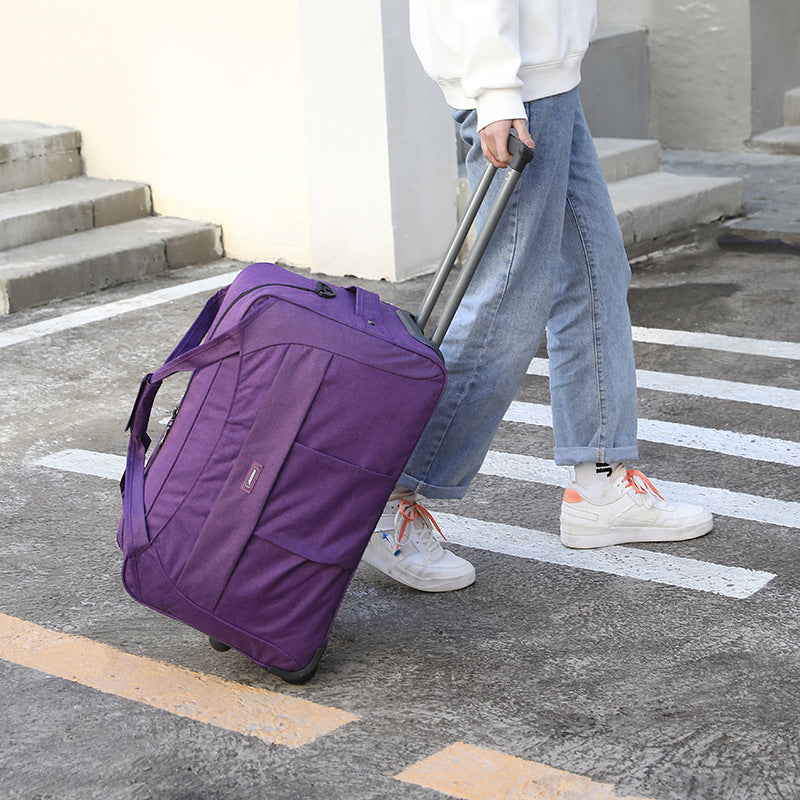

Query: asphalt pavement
<box><xmin>1</xmin><ymin>221</ymin><xmax>799</xmax><ymax>796</ymax></box>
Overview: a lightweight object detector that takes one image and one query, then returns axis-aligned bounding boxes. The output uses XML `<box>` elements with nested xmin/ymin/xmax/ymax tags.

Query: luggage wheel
<box><xmin>206</xmin><ymin>638</ymin><xmax>325</xmax><ymax>685</ymax></box>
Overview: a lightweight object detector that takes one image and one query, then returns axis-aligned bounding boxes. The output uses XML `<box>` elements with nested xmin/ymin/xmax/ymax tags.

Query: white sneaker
<box><xmin>361</xmin><ymin>494</ymin><xmax>476</xmax><ymax>592</ymax></box>
<box><xmin>560</xmin><ymin>465</ymin><xmax>713</xmax><ymax>549</ymax></box>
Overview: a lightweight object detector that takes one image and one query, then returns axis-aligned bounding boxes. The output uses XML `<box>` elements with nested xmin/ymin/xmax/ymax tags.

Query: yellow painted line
<box><xmin>396</xmin><ymin>742</ymin><xmax>653</xmax><ymax>800</ymax></box>
<box><xmin>0</xmin><ymin>613</ymin><xmax>357</xmax><ymax>747</ymax></box>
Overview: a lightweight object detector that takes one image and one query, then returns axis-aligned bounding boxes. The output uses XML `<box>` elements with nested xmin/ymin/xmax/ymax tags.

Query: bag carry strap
<box><xmin>416</xmin><ymin>135</ymin><xmax>534</xmax><ymax>347</ymax></box>
<box><xmin>122</xmin><ymin>285</ymin><xmax>267</xmax><ymax>557</ymax></box>
<box><xmin>164</xmin><ymin>286</ymin><xmax>229</xmax><ymax>362</ymax></box>
<box><xmin>124</xmin><ymin>287</ymin><xmax>228</xmax><ymax>439</ymax></box>
<box><xmin>175</xmin><ymin>347</ymin><xmax>333</xmax><ymax>611</ymax></box>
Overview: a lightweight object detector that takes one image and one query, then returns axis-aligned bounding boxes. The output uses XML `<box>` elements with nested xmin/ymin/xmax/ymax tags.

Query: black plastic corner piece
<box><xmin>396</xmin><ymin>309</ymin><xmax>444</xmax><ymax>362</ymax></box>
<box><xmin>507</xmin><ymin>134</ymin><xmax>535</xmax><ymax>173</ymax></box>
<box><xmin>267</xmin><ymin>643</ymin><xmax>328</xmax><ymax>684</ymax></box>
<box><xmin>208</xmin><ymin>636</ymin><xmax>327</xmax><ymax>684</ymax></box>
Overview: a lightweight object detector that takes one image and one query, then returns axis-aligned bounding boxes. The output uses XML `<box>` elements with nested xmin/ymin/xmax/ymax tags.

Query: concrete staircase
<box><xmin>749</xmin><ymin>88</ymin><xmax>800</xmax><ymax>155</ymax></box>
<box><xmin>582</xmin><ymin>25</ymin><xmax>744</xmax><ymax>255</ymax></box>
<box><xmin>0</xmin><ymin>121</ymin><xmax>223</xmax><ymax>314</ymax></box>
<box><xmin>457</xmin><ymin>138</ymin><xmax>745</xmax><ymax>257</ymax></box>
<box><xmin>597</xmin><ymin>138</ymin><xmax>745</xmax><ymax>254</ymax></box>
<box><xmin>1</xmin><ymin>121</ymin><xmax>746</xmax><ymax>314</ymax></box>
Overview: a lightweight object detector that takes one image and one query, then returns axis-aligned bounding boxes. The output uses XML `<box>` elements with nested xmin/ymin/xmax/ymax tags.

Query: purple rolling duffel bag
<box><xmin>118</xmin><ymin>137</ymin><xmax>533</xmax><ymax>683</ymax></box>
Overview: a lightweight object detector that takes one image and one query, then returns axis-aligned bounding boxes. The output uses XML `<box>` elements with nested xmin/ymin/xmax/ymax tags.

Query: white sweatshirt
<box><xmin>409</xmin><ymin>0</ymin><xmax>597</xmax><ymax>130</ymax></box>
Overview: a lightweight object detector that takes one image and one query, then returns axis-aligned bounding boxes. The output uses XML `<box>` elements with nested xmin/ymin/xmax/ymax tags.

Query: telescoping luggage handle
<box><xmin>416</xmin><ymin>135</ymin><xmax>534</xmax><ymax>348</ymax></box>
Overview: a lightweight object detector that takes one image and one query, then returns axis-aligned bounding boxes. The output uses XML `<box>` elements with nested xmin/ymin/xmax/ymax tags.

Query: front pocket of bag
<box><xmin>252</xmin><ymin>441</ymin><xmax>397</xmax><ymax>568</ymax></box>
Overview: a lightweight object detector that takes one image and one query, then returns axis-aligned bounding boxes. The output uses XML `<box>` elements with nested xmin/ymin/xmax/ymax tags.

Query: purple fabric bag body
<box><xmin>119</xmin><ymin>262</ymin><xmax>446</xmax><ymax>682</ymax></box>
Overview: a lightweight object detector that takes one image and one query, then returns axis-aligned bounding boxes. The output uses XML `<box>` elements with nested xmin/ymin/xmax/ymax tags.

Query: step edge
<box><xmin>0</xmin><ymin>216</ymin><xmax>222</xmax><ymax>277</ymax></box>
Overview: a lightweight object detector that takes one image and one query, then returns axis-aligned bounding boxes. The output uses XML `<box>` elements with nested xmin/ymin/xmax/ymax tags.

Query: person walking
<box><xmin>361</xmin><ymin>0</ymin><xmax>713</xmax><ymax>592</ymax></box>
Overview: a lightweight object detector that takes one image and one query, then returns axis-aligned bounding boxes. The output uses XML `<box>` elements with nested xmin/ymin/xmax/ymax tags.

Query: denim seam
<box><xmin>413</xmin><ymin>185</ymin><xmax>521</xmax><ymax>486</ymax></box>
<box><xmin>564</xmin><ymin>190</ymin><xmax>605</xmax><ymax>462</ymax></box>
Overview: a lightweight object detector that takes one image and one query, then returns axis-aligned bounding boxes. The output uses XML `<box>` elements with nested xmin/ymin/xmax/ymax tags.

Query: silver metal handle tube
<box><xmin>430</xmin><ymin>166</ymin><xmax>524</xmax><ymax>347</ymax></box>
<box><xmin>415</xmin><ymin>162</ymin><xmax>497</xmax><ymax>333</ymax></box>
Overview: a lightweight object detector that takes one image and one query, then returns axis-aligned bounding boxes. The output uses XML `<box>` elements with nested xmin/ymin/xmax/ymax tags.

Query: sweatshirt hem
<box><xmin>439</xmin><ymin>53</ymin><xmax>585</xmax><ymax>129</ymax></box>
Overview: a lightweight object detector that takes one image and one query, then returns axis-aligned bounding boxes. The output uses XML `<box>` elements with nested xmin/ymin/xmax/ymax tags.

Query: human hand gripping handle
<box><xmin>480</xmin><ymin>118</ymin><xmax>535</xmax><ymax>168</ymax></box>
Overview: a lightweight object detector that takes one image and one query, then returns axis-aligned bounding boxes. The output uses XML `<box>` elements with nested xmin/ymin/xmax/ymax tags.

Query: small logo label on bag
<box><xmin>242</xmin><ymin>462</ymin><xmax>263</xmax><ymax>493</ymax></box>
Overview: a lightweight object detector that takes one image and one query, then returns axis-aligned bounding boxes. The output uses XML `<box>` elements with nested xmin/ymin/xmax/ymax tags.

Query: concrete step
<box><xmin>0</xmin><ymin>216</ymin><xmax>223</xmax><ymax>313</ymax></box>
<box><xmin>0</xmin><ymin>121</ymin><xmax>83</xmax><ymax>192</ymax></box>
<box><xmin>0</xmin><ymin>177</ymin><xmax>152</xmax><ymax>251</ymax></box>
<box><xmin>721</xmin><ymin>216</ymin><xmax>800</xmax><ymax>254</ymax></box>
<box><xmin>457</xmin><ymin>138</ymin><xmax>661</xmax><ymax>211</ymax></box>
<box><xmin>458</xmin><ymin>137</ymin><xmax>744</xmax><ymax>256</ymax></box>
<box><xmin>595</xmin><ymin>138</ymin><xmax>661</xmax><ymax>182</ymax></box>
<box><xmin>661</xmin><ymin>149</ymin><xmax>800</xmax><ymax>255</ymax></box>
<box><xmin>609</xmin><ymin>171</ymin><xmax>745</xmax><ymax>250</ymax></box>
<box><xmin>749</xmin><ymin>125</ymin><xmax>800</xmax><ymax>156</ymax></box>
<box><xmin>784</xmin><ymin>88</ymin><xmax>800</xmax><ymax>126</ymax></box>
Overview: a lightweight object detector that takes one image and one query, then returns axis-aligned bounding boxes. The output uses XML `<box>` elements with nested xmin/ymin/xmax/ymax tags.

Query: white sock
<box><xmin>574</xmin><ymin>462</ymin><xmax>619</xmax><ymax>493</ymax></box>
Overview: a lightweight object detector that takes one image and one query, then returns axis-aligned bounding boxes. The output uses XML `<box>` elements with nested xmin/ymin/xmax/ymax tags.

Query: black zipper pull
<box><xmin>315</xmin><ymin>282</ymin><xmax>336</xmax><ymax>298</ymax></box>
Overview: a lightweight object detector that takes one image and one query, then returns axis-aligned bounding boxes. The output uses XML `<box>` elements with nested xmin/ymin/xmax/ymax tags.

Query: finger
<box><xmin>512</xmin><ymin>119</ymin><xmax>535</xmax><ymax>151</ymax></box>
<box><xmin>480</xmin><ymin>136</ymin><xmax>505</xmax><ymax>168</ymax></box>
<box><xmin>494</xmin><ymin>133</ymin><xmax>512</xmax><ymax>166</ymax></box>
<box><xmin>480</xmin><ymin>137</ymin><xmax>502</xmax><ymax>168</ymax></box>
<box><xmin>480</xmin><ymin>121</ymin><xmax>513</xmax><ymax>168</ymax></box>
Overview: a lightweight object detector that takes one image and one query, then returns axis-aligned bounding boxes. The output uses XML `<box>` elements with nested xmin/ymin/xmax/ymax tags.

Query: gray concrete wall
<box><xmin>750</xmin><ymin>0</ymin><xmax>800</xmax><ymax>134</ymax></box>
<box><xmin>598</xmin><ymin>0</ymin><xmax>800</xmax><ymax>149</ymax></box>
<box><xmin>580</xmin><ymin>25</ymin><xmax>649</xmax><ymax>139</ymax></box>
<box><xmin>598</xmin><ymin>0</ymin><xmax>753</xmax><ymax>150</ymax></box>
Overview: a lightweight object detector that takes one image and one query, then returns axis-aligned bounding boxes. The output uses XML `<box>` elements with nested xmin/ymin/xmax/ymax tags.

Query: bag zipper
<box><xmin>208</xmin><ymin>280</ymin><xmax>336</xmax><ymax>339</ymax></box>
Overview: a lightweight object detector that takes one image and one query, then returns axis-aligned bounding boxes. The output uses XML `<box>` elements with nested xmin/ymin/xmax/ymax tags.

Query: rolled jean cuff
<box><xmin>553</xmin><ymin>444</ymin><xmax>639</xmax><ymax>467</ymax></box>
<box><xmin>397</xmin><ymin>471</ymin><xmax>471</xmax><ymax>501</ymax></box>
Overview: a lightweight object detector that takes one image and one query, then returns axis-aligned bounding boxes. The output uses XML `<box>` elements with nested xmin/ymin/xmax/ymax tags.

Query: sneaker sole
<box><xmin>361</xmin><ymin>548</ymin><xmax>476</xmax><ymax>592</ymax></box>
<box><xmin>559</xmin><ymin>517</ymin><xmax>714</xmax><ymax>549</ymax></box>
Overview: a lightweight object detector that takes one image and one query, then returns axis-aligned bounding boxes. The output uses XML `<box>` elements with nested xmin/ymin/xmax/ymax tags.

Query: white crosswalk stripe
<box><xmin>36</xmin><ymin>446</ymin><xmax>800</xmax><ymax>530</ymax></box>
<box><xmin>438</xmin><ymin>514</ymin><xmax>774</xmax><ymax>599</ymax></box>
<box><xmin>480</xmin><ymin>451</ymin><xmax>800</xmax><ymax>530</ymax></box>
<box><xmin>630</xmin><ymin>325</ymin><xmax>800</xmax><ymax>360</ymax></box>
<box><xmin>527</xmin><ymin>357</ymin><xmax>800</xmax><ymax>411</ymax></box>
<box><xmin>0</xmin><ymin>271</ymin><xmax>238</xmax><ymax>349</ymax></box>
<box><xmin>503</xmin><ymin>401</ymin><xmax>800</xmax><ymax>467</ymax></box>
<box><xmin>60</xmin><ymin>435</ymin><xmax>788</xmax><ymax>534</ymax></box>
<box><xmin>34</xmin><ymin>447</ymin><xmax>783</xmax><ymax>599</ymax></box>
<box><xmin>17</xmin><ymin>275</ymin><xmax>797</xmax><ymax>600</ymax></box>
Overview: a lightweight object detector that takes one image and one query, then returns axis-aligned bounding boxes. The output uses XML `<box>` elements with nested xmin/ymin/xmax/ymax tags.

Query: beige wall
<box><xmin>2</xmin><ymin>1</ymin><xmax>312</xmax><ymax>266</ymax></box>
<box><xmin>4</xmin><ymin>0</ymin><xmax>762</xmax><ymax>282</ymax></box>
<box><xmin>598</xmin><ymin>0</ymin><xmax>753</xmax><ymax>150</ymax></box>
<box><xmin>1</xmin><ymin>0</ymin><xmax>458</xmax><ymax>280</ymax></box>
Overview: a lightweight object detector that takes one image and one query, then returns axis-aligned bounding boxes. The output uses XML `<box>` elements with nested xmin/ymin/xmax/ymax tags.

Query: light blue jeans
<box><xmin>399</xmin><ymin>88</ymin><xmax>639</xmax><ymax>500</ymax></box>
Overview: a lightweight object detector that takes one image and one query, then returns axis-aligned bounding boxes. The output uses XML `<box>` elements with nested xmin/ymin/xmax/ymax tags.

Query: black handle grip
<box><xmin>506</xmin><ymin>135</ymin><xmax>535</xmax><ymax>172</ymax></box>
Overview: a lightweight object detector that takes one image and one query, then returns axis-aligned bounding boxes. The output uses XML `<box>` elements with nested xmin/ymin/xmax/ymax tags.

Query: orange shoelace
<box><xmin>623</xmin><ymin>469</ymin><xmax>664</xmax><ymax>500</ymax></box>
<box><xmin>394</xmin><ymin>499</ymin><xmax>445</xmax><ymax>555</ymax></box>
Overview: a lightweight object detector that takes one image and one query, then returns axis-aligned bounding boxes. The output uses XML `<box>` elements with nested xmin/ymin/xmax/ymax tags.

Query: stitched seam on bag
<box><xmin>290</xmin><ymin>439</ymin><xmax>398</xmax><ymax>479</ymax></box>
<box><xmin>265</xmin><ymin>294</ymin><xmax>445</xmax><ymax>374</ymax></box>
<box><xmin>141</xmin><ymin>547</ymin><xmax>305</xmax><ymax>671</ymax></box>
<box><xmin>143</xmin><ymin>359</ymin><xmax>234</xmax><ymax>544</ymax></box>
<box><xmin>144</xmin><ymin>360</ymin><xmax>223</xmax><ymax>518</ymax></box>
